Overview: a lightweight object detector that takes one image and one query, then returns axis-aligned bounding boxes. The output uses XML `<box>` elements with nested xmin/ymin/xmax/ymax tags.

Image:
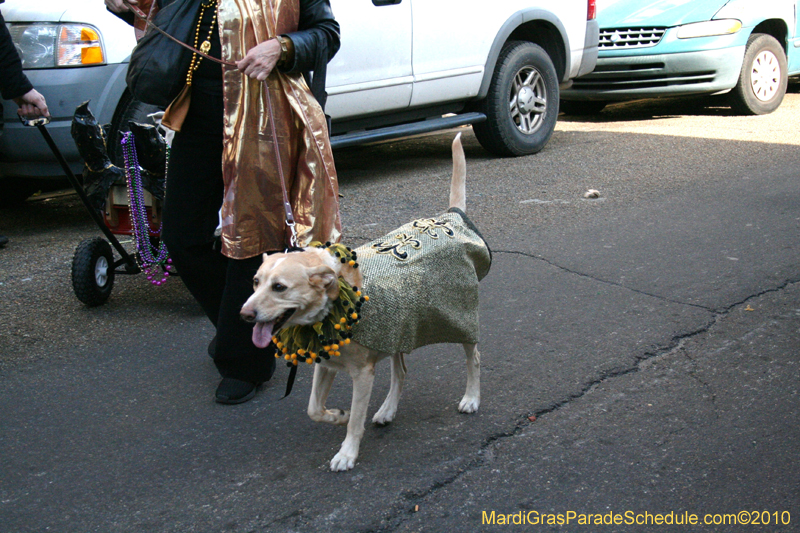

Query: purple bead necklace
<box><xmin>120</xmin><ymin>131</ymin><xmax>172</xmax><ymax>286</ymax></box>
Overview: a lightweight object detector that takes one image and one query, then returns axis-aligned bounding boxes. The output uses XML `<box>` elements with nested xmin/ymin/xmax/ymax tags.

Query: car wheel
<box><xmin>0</xmin><ymin>182</ymin><xmax>39</xmax><ymax>208</ymax></box>
<box><xmin>559</xmin><ymin>100</ymin><xmax>607</xmax><ymax>116</ymax></box>
<box><xmin>730</xmin><ymin>33</ymin><xmax>787</xmax><ymax>115</ymax></box>
<box><xmin>473</xmin><ymin>41</ymin><xmax>559</xmax><ymax>156</ymax></box>
<box><xmin>72</xmin><ymin>237</ymin><xmax>115</xmax><ymax>306</ymax></box>
<box><xmin>107</xmin><ymin>89</ymin><xmax>163</xmax><ymax>167</ymax></box>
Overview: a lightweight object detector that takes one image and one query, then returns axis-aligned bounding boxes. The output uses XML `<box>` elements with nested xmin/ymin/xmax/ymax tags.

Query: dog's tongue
<box><xmin>252</xmin><ymin>321</ymin><xmax>275</xmax><ymax>349</ymax></box>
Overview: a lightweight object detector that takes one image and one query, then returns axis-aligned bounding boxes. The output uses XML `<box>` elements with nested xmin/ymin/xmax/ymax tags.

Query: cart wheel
<box><xmin>72</xmin><ymin>237</ymin><xmax>115</xmax><ymax>306</ymax></box>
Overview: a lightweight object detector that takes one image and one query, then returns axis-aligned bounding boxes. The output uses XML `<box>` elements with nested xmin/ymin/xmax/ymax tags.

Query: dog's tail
<box><xmin>449</xmin><ymin>132</ymin><xmax>467</xmax><ymax>212</ymax></box>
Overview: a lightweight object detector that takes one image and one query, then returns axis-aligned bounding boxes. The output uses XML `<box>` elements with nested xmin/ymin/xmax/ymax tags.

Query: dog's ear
<box><xmin>307</xmin><ymin>265</ymin><xmax>339</xmax><ymax>300</ymax></box>
<box><xmin>339</xmin><ymin>263</ymin><xmax>363</xmax><ymax>292</ymax></box>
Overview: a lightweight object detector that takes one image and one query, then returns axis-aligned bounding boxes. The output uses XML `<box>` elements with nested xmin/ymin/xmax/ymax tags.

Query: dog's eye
<box><xmin>272</xmin><ymin>282</ymin><xmax>287</xmax><ymax>292</ymax></box>
<box><xmin>253</xmin><ymin>278</ymin><xmax>260</xmax><ymax>288</ymax></box>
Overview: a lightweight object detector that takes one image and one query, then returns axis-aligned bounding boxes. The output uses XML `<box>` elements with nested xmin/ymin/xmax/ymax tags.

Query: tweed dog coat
<box><xmin>352</xmin><ymin>208</ymin><xmax>491</xmax><ymax>354</ymax></box>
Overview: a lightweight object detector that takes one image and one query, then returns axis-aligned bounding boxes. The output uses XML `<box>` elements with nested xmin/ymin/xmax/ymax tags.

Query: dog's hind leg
<box><xmin>458</xmin><ymin>343</ymin><xmax>481</xmax><ymax>413</ymax></box>
<box><xmin>372</xmin><ymin>352</ymin><xmax>407</xmax><ymax>425</ymax></box>
<box><xmin>330</xmin><ymin>363</ymin><xmax>377</xmax><ymax>471</ymax></box>
<box><xmin>308</xmin><ymin>365</ymin><xmax>349</xmax><ymax>425</ymax></box>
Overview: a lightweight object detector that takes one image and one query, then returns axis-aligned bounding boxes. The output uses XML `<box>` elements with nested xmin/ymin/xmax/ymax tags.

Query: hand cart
<box><xmin>22</xmin><ymin>115</ymin><xmax>162</xmax><ymax>307</ymax></box>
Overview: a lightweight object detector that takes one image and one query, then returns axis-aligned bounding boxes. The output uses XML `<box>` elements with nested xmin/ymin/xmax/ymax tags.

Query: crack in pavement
<box><xmin>366</xmin><ymin>252</ymin><xmax>798</xmax><ymax>533</ymax></box>
<box><xmin>495</xmin><ymin>250</ymin><xmax>800</xmax><ymax>315</ymax></box>
<box><xmin>495</xmin><ymin>249</ymin><xmax>716</xmax><ymax>312</ymax></box>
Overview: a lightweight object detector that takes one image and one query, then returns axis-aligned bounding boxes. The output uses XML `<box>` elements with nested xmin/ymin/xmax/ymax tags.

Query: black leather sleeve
<box><xmin>0</xmin><ymin>10</ymin><xmax>34</xmax><ymax>101</ymax></box>
<box><xmin>283</xmin><ymin>0</ymin><xmax>340</xmax><ymax>73</ymax></box>
<box><xmin>107</xmin><ymin>8</ymin><xmax>136</xmax><ymax>26</ymax></box>
<box><xmin>280</xmin><ymin>0</ymin><xmax>340</xmax><ymax>110</ymax></box>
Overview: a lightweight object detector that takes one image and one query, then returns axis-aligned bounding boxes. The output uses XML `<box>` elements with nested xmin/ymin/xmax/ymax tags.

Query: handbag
<box><xmin>125</xmin><ymin>0</ymin><xmax>200</xmax><ymax>108</ymax></box>
<box><xmin>160</xmin><ymin>83</ymin><xmax>192</xmax><ymax>131</ymax></box>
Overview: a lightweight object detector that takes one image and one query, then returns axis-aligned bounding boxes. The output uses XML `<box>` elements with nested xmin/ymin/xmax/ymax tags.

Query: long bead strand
<box><xmin>121</xmin><ymin>131</ymin><xmax>172</xmax><ymax>286</ymax></box>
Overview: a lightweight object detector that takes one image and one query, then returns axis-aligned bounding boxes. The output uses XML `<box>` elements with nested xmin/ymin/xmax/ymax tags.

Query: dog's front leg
<box><xmin>308</xmin><ymin>365</ymin><xmax>349</xmax><ymax>425</ymax></box>
<box><xmin>330</xmin><ymin>364</ymin><xmax>376</xmax><ymax>471</ymax></box>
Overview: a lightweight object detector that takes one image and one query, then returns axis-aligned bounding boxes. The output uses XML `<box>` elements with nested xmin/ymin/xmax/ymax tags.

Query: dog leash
<box><xmin>264</xmin><ymin>84</ymin><xmax>299</xmax><ymax>249</ymax></box>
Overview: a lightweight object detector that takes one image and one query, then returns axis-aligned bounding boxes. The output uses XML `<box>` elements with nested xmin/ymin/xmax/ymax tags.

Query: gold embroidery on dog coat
<box><xmin>352</xmin><ymin>209</ymin><xmax>491</xmax><ymax>354</ymax></box>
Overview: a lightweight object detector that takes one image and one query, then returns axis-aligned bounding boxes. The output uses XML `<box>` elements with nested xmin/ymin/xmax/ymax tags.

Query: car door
<box><xmin>790</xmin><ymin>0</ymin><xmax>800</xmax><ymax>73</ymax></box>
<box><xmin>326</xmin><ymin>0</ymin><xmax>413</xmax><ymax>120</ymax></box>
<box><xmin>409</xmin><ymin>0</ymin><xmax>509</xmax><ymax>107</ymax></box>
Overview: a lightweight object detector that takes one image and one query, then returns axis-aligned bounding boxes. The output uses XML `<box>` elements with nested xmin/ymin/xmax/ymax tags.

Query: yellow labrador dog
<box><xmin>240</xmin><ymin>134</ymin><xmax>491</xmax><ymax>471</ymax></box>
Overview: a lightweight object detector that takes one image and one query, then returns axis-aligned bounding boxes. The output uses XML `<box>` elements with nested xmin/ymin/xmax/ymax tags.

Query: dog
<box><xmin>240</xmin><ymin>133</ymin><xmax>491</xmax><ymax>471</ymax></box>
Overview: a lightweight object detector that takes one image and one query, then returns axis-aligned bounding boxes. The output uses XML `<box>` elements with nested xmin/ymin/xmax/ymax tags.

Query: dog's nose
<box><xmin>240</xmin><ymin>308</ymin><xmax>256</xmax><ymax>322</ymax></box>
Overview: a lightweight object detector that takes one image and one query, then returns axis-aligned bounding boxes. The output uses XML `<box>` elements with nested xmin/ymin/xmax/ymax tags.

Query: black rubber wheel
<box><xmin>559</xmin><ymin>99</ymin><xmax>607</xmax><ymax>116</ymax></box>
<box><xmin>107</xmin><ymin>89</ymin><xmax>163</xmax><ymax>167</ymax></box>
<box><xmin>730</xmin><ymin>33</ymin><xmax>788</xmax><ymax>115</ymax></box>
<box><xmin>72</xmin><ymin>237</ymin><xmax>115</xmax><ymax>306</ymax></box>
<box><xmin>473</xmin><ymin>41</ymin><xmax>560</xmax><ymax>156</ymax></box>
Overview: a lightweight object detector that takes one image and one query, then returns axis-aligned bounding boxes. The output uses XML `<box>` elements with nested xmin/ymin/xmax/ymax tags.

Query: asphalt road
<box><xmin>1</xmin><ymin>93</ymin><xmax>799</xmax><ymax>533</ymax></box>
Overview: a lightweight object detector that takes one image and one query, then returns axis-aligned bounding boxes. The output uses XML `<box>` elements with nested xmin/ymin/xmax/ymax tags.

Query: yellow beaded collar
<box><xmin>273</xmin><ymin>244</ymin><xmax>369</xmax><ymax>367</ymax></box>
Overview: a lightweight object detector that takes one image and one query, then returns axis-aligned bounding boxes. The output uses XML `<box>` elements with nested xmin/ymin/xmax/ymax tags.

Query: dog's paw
<box><xmin>330</xmin><ymin>409</ymin><xmax>350</xmax><ymax>426</ymax></box>
<box><xmin>372</xmin><ymin>407</ymin><xmax>396</xmax><ymax>426</ymax></box>
<box><xmin>330</xmin><ymin>450</ymin><xmax>357</xmax><ymax>471</ymax></box>
<box><xmin>458</xmin><ymin>396</ymin><xmax>480</xmax><ymax>414</ymax></box>
<box><xmin>309</xmin><ymin>408</ymin><xmax>350</xmax><ymax>425</ymax></box>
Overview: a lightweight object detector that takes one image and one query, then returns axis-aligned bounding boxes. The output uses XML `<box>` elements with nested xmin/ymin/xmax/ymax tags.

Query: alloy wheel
<box><xmin>510</xmin><ymin>66</ymin><xmax>547</xmax><ymax>134</ymax></box>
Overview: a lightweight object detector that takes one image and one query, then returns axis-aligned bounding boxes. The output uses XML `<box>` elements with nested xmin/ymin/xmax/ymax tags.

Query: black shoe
<box><xmin>215</xmin><ymin>378</ymin><xmax>260</xmax><ymax>404</ymax></box>
<box><xmin>0</xmin><ymin>235</ymin><xmax>8</xmax><ymax>248</ymax></box>
<box><xmin>208</xmin><ymin>335</ymin><xmax>217</xmax><ymax>358</ymax></box>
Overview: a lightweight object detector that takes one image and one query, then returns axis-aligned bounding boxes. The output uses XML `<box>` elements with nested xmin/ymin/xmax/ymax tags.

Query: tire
<box><xmin>473</xmin><ymin>41</ymin><xmax>560</xmax><ymax>157</ymax></box>
<box><xmin>559</xmin><ymin>99</ymin><xmax>607</xmax><ymax>116</ymax></box>
<box><xmin>107</xmin><ymin>89</ymin><xmax>163</xmax><ymax>167</ymax></box>
<box><xmin>730</xmin><ymin>33</ymin><xmax>788</xmax><ymax>115</ymax></box>
<box><xmin>72</xmin><ymin>237</ymin><xmax>115</xmax><ymax>306</ymax></box>
<box><xmin>0</xmin><ymin>182</ymin><xmax>39</xmax><ymax>208</ymax></box>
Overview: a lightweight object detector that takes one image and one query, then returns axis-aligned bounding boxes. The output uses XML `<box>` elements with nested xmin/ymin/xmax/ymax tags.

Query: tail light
<box><xmin>588</xmin><ymin>0</ymin><xmax>597</xmax><ymax>20</ymax></box>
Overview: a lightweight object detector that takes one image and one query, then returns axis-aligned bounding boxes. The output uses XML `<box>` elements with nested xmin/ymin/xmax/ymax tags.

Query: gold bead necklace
<box><xmin>186</xmin><ymin>0</ymin><xmax>220</xmax><ymax>86</ymax></box>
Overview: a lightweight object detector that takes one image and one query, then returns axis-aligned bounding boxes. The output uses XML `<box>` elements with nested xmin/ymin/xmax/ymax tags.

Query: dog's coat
<box><xmin>352</xmin><ymin>208</ymin><xmax>490</xmax><ymax>354</ymax></box>
<box><xmin>241</xmin><ymin>133</ymin><xmax>488</xmax><ymax>471</ymax></box>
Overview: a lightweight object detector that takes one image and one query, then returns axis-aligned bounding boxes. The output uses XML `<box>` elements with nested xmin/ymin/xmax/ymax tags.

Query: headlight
<box><xmin>676</xmin><ymin>19</ymin><xmax>742</xmax><ymax>39</ymax></box>
<box><xmin>6</xmin><ymin>22</ymin><xmax>105</xmax><ymax>68</ymax></box>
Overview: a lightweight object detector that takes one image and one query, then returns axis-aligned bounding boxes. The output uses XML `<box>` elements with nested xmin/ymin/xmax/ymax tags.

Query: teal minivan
<box><xmin>561</xmin><ymin>0</ymin><xmax>800</xmax><ymax>114</ymax></box>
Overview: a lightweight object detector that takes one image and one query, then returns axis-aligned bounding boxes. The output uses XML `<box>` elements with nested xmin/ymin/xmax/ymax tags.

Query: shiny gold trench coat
<box><xmin>217</xmin><ymin>0</ymin><xmax>341</xmax><ymax>259</ymax></box>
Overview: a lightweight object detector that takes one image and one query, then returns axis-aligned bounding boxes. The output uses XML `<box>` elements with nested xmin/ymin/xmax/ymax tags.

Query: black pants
<box><xmin>161</xmin><ymin>85</ymin><xmax>275</xmax><ymax>384</ymax></box>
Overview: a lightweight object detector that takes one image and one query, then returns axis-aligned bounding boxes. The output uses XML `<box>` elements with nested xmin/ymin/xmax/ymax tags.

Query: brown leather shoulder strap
<box><xmin>124</xmin><ymin>0</ymin><xmax>237</xmax><ymax>67</ymax></box>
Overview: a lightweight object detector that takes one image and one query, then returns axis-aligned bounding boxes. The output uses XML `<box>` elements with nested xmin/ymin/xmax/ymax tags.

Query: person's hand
<box><xmin>105</xmin><ymin>0</ymin><xmax>137</xmax><ymax>13</ymax></box>
<box><xmin>14</xmin><ymin>89</ymin><xmax>50</xmax><ymax>119</ymax></box>
<box><xmin>237</xmin><ymin>39</ymin><xmax>281</xmax><ymax>81</ymax></box>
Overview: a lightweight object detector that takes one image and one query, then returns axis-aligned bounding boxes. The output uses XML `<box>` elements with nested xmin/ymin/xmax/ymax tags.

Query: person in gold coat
<box><xmin>107</xmin><ymin>0</ymin><xmax>341</xmax><ymax>403</ymax></box>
